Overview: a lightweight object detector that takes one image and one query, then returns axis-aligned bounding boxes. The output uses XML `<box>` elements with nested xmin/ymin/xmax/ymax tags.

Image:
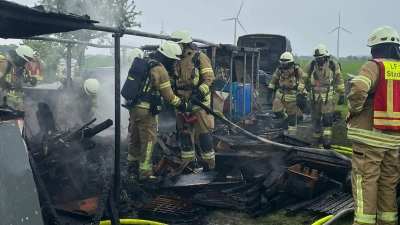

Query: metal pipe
<box><xmin>67</xmin><ymin>43</ymin><xmax>72</xmax><ymax>87</ymax></box>
<box><xmin>211</xmin><ymin>46</ymin><xmax>216</xmax><ymax>70</ymax></box>
<box><xmin>113</xmin><ymin>33</ymin><xmax>121</xmax><ymax>199</ymax></box>
<box><xmin>21</xmin><ymin>36</ymin><xmax>138</xmax><ymax>49</ymax></box>
<box><xmin>210</xmin><ymin>46</ymin><xmax>217</xmax><ymax>111</ymax></box>
<box><xmin>251</xmin><ymin>52</ymin><xmax>254</xmax><ymax>114</ymax></box>
<box><xmin>243</xmin><ymin>51</ymin><xmax>247</xmax><ymax>119</ymax></box>
<box><xmin>90</xmin><ymin>25</ymin><xmax>217</xmax><ymax>46</ymax></box>
<box><xmin>121</xmin><ymin>47</ymin><xmax>126</xmax><ymax>68</ymax></box>
<box><xmin>229</xmin><ymin>53</ymin><xmax>234</xmax><ymax>122</ymax></box>
<box><xmin>256</xmin><ymin>51</ymin><xmax>261</xmax><ymax>92</ymax></box>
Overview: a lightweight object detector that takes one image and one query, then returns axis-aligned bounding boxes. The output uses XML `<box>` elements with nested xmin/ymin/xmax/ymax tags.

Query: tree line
<box><xmin>293</xmin><ymin>54</ymin><xmax>370</xmax><ymax>61</ymax></box>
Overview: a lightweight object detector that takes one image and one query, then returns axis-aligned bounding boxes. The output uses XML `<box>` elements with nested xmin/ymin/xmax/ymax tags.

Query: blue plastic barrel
<box><xmin>237</xmin><ymin>83</ymin><xmax>251</xmax><ymax>116</ymax></box>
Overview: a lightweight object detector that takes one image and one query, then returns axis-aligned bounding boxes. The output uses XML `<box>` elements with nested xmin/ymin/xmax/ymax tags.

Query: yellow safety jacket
<box><xmin>174</xmin><ymin>49</ymin><xmax>214</xmax><ymax>110</ymax></box>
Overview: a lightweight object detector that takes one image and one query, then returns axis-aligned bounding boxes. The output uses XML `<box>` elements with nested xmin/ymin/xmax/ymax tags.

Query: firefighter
<box><xmin>347</xmin><ymin>25</ymin><xmax>400</xmax><ymax>225</ymax></box>
<box><xmin>25</xmin><ymin>51</ymin><xmax>47</xmax><ymax>85</ymax></box>
<box><xmin>0</xmin><ymin>45</ymin><xmax>34</xmax><ymax>110</ymax></box>
<box><xmin>303</xmin><ymin>44</ymin><xmax>345</xmax><ymax>149</ymax></box>
<box><xmin>171</xmin><ymin>29</ymin><xmax>216</xmax><ymax>171</ymax></box>
<box><xmin>126</xmin><ymin>41</ymin><xmax>187</xmax><ymax>182</ymax></box>
<box><xmin>126</xmin><ymin>48</ymin><xmax>145</xmax><ymax>139</ymax></box>
<box><xmin>128</xmin><ymin>48</ymin><xmax>144</xmax><ymax>64</ymax></box>
<box><xmin>56</xmin><ymin>78</ymin><xmax>99</xmax><ymax>128</ymax></box>
<box><xmin>56</xmin><ymin>48</ymin><xmax>79</xmax><ymax>84</ymax></box>
<box><xmin>267</xmin><ymin>52</ymin><xmax>307</xmax><ymax>135</ymax></box>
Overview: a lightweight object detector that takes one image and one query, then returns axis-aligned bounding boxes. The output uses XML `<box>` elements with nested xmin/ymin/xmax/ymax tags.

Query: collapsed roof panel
<box><xmin>0</xmin><ymin>0</ymin><xmax>99</xmax><ymax>38</ymax></box>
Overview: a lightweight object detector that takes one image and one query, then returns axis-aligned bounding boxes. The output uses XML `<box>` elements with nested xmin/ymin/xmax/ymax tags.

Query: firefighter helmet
<box><xmin>313</xmin><ymin>44</ymin><xmax>330</xmax><ymax>58</ymax></box>
<box><xmin>84</xmin><ymin>78</ymin><xmax>100</xmax><ymax>96</ymax></box>
<box><xmin>157</xmin><ymin>41</ymin><xmax>182</xmax><ymax>60</ymax></box>
<box><xmin>171</xmin><ymin>29</ymin><xmax>193</xmax><ymax>43</ymax></box>
<box><xmin>279</xmin><ymin>52</ymin><xmax>294</xmax><ymax>64</ymax></box>
<box><xmin>0</xmin><ymin>55</ymin><xmax>4</xmax><ymax>60</ymax></box>
<box><xmin>15</xmin><ymin>45</ymin><xmax>34</xmax><ymax>62</ymax></box>
<box><xmin>129</xmin><ymin>48</ymin><xmax>144</xmax><ymax>60</ymax></box>
<box><xmin>367</xmin><ymin>26</ymin><xmax>400</xmax><ymax>47</ymax></box>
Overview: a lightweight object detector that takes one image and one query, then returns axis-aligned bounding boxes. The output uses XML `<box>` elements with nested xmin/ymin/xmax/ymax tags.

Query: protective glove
<box><xmin>296</xmin><ymin>94</ymin><xmax>307</xmax><ymax>110</ymax></box>
<box><xmin>191</xmin><ymin>89</ymin><xmax>205</xmax><ymax>103</ymax></box>
<box><xmin>337</xmin><ymin>95</ymin><xmax>345</xmax><ymax>105</ymax></box>
<box><xmin>176</xmin><ymin>101</ymin><xmax>188</xmax><ymax>112</ymax></box>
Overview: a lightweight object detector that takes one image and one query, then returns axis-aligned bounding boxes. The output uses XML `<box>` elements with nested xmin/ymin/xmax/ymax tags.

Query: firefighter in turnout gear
<box><xmin>0</xmin><ymin>45</ymin><xmax>34</xmax><ymax>110</ymax></box>
<box><xmin>56</xmin><ymin>77</ymin><xmax>99</xmax><ymax>128</ymax></box>
<box><xmin>171</xmin><ymin>29</ymin><xmax>216</xmax><ymax>171</ymax></box>
<box><xmin>126</xmin><ymin>41</ymin><xmax>187</xmax><ymax>181</ymax></box>
<box><xmin>56</xmin><ymin>48</ymin><xmax>79</xmax><ymax>84</ymax></box>
<box><xmin>129</xmin><ymin>48</ymin><xmax>145</xmax><ymax>64</ymax></box>
<box><xmin>268</xmin><ymin>52</ymin><xmax>307</xmax><ymax>135</ymax></box>
<box><xmin>347</xmin><ymin>26</ymin><xmax>400</xmax><ymax>225</ymax></box>
<box><xmin>303</xmin><ymin>44</ymin><xmax>345</xmax><ymax>149</ymax></box>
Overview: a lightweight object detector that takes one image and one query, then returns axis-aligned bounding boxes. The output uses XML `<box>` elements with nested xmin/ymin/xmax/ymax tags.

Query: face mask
<box><xmin>281</xmin><ymin>62</ymin><xmax>291</xmax><ymax>70</ymax></box>
<box><xmin>315</xmin><ymin>57</ymin><xmax>325</xmax><ymax>68</ymax></box>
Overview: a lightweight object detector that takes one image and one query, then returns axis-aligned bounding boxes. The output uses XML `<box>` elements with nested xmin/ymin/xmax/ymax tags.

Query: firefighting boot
<box><xmin>311</xmin><ymin>133</ymin><xmax>322</xmax><ymax>148</ymax></box>
<box><xmin>322</xmin><ymin>136</ymin><xmax>332</xmax><ymax>150</ymax></box>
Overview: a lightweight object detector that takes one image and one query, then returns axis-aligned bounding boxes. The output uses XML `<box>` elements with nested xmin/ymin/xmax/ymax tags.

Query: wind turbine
<box><xmin>160</xmin><ymin>21</ymin><xmax>168</xmax><ymax>44</ymax></box>
<box><xmin>327</xmin><ymin>12</ymin><xmax>352</xmax><ymax>60</ymax></box>
<box><xmin>222</xmin><ymin>1</ymin><xmax>247</xmax><ymax>45</ymax></box>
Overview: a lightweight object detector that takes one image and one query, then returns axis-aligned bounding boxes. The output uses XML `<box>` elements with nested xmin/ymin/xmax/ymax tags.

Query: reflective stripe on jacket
<box><xmin>371</xmin><ymin>58</ymin><xmax>400</xmax><ymax>130</ymax></box>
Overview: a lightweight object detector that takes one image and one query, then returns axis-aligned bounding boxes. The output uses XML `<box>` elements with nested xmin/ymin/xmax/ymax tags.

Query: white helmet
<box><xmin>84</xmin><ymin>78</ymin><xmax>100</xmax><ymax>95</ymax></box>
<box><xmin>171</xmin><ymin>29</ymin><xmax>193</xmax><ymax>43</ymax></box>
<box><xmin>367</xmin><ymin>26</ymin><xmax>400</xmax><ymax>47</ymax></box>
<box><xmin>157</xmin><ymin>41</ymin><xmax>182</xmax><ymax>60</ymax></box>
<box><xmin>313</xmin><ymin>44</ymin><xmax>330</xmax><ymax>58</ymax></box>
<box><xmin>15</xmin><ymin>45</ymin><xmax>34</xmax><ymax>62</ymax></box>
<box><xmin>279</xmin><ymin>52</ymin><xmax>294</xmax><ymax>64</ymax></box>
<box><xmin>129</xmin><ymin>48</ymin><xmax>144</xmax><ymax>60</ymax></box>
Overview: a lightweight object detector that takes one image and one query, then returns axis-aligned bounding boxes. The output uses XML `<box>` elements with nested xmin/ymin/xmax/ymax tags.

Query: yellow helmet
<box><xmin>0</xmin><ymin>55</ymin><xmax>5</xmax><ymax>60</ymax></box>
<box><xmin>313</xmin><ymin>44</ymin><xmax>330</xmax><ymax>58</ymax></box>
<box><xmin>129</xmin><ymin>48</ymin><xmax>144</xmax><ymax>61</ymax></box>
<box><xmin>84</xmin><ymin>78</ymin><xmax>100</xmax><ymax>95</ymax></box>
<box><xmin>367</xmin><ymin>26</ymin><xmax>400</xmax><ymax>47</ymax></box>
<box><xmin>279</xmin><ymin>52</ymin><xmax>294</xmax><ymax>64</ymax></box>
<box><xmin>15</xmin><ymin>45</ymin><xmax>34</xmax><ymax>62</ymax></box>
<box><xmin>157</xmin><ymin>41</ymin><xmax>182</xmax><ymax>60</ymax></box>
<box><xmin>171</xmin><ymin>29</ymin><xmax>193</xmax><ymax>43</ymax></box>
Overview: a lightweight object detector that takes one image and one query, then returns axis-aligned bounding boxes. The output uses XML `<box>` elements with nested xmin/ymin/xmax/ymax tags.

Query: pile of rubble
<box><xmin>17</xmin><ymin>99</ymin><xmax>352</xmax><ymax>224</ymax></box>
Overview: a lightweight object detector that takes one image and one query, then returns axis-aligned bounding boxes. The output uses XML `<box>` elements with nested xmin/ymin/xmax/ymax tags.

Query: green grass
<box><xmin>85</xmin><ymin>57</ymin><xmax>114</xmax><ymax>70</ymax></box>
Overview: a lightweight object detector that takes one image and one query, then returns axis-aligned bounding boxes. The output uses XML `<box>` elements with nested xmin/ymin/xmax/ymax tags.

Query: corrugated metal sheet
<box><xmin>0</xmin><ymin>0</ymin><xmax>98</xmax><ymax>38</ymax></box>
<box><xmin>0</xmin><ymin>120</ymin><xmax>44</xmax><ymax>225</ymax></box>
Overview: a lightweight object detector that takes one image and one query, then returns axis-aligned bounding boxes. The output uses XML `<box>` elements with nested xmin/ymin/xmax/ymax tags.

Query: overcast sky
<box><xmin>2</xmin><ymin>0</ymin><xmax>400</xmax><ymax>57</ymax></box>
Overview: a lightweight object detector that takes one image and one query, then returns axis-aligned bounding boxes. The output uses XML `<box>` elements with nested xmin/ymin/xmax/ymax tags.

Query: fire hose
<box><xmin>331</xmin><ymin>145</ymin><xmax>352</xmax><ymax>155</ymax></box>
<box><xmin>99</xmin><ymin>219</ymin><xmax>166</xmax><ymax>225</ymax></box>
<box><xmin>190</xmin><ymin>98</ymin><xmax>293</xmax><ymax>151</ymax></box>
<box><xmin>311</xmin><ymin>208</ymin><xmax>354</xmax><ymax>225</ymax></box>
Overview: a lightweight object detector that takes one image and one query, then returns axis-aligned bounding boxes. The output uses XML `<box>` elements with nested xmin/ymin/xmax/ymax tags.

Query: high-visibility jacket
<box><xmin>135</xmin><ymin>58</ymin><xmax>181</xmax><ymax>109</ymax></box>
<box><xmin>303</xmin><ymin>59</ymin><xmax>345</xmax><ymax>101</ymax></box>
<box><xmin>371</xmin><ymin>58</ymin><xmax>400</xmax><ymax>130</ymax></box>
<box><xmin>25</xmin><ymin>60</ymin><xmax>46</xmax><ymax>81</ymax></box>
<box><xmin>0</xmin><ymin>59</ymin><xmax>24</xmax><ymax>109</ymax></box>
<box><xmin>347</xmin><ymin>59</ymin><xmax>400</xmax><ymax>149</ymax></box>
<box><xmin>174</xmin><ymin>49</ymin><xmax>214</xmax><ymax>110</ymax></box>
<box><xmin>268</xmin><ymin>65</ymin><xmax>307</xmax><ymax>102</ymax></box>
